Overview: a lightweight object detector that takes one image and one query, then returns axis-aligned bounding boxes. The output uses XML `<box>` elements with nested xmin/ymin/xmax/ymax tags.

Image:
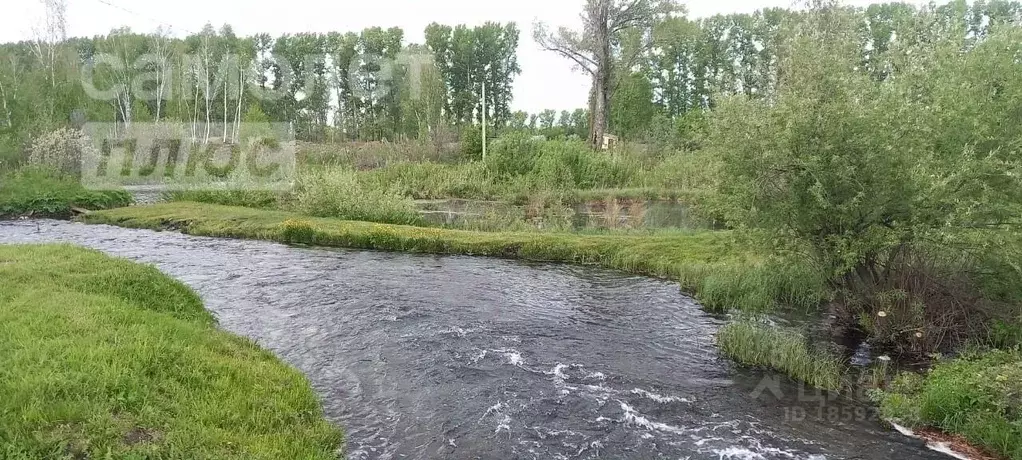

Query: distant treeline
<box><xmin>0</xmin><ymin>0</ymin><xmax>1019</xmax><ymax>153</ymax></box>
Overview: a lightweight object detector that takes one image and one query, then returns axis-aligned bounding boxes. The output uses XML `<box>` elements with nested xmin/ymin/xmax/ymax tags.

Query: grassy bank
<box><xmin>83</xmin><ymin>201</ymin><xmax>825</xmax><ymax>313</ymax></box>
<box><xmin>0</xmin><ymin>169</ymin><xmax>132</xmax><ymax>219</ymax></box>
<box><xmin>716</xmin><ymin>321</ymin><xmax>844</xmax><ymax>391</ymax></box>
<box><xmin>880</xmin><ymin>350</ymin><xmax>1022</xmax><ymax>459</ymax></box>
<box><xmin>0</xmin><ymin>244</ymin><xmax>341</xmax><ymax>459</ymax></box>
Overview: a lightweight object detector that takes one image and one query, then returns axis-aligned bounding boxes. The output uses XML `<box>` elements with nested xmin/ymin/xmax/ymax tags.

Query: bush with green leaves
<box><xmin>460</xmin><ymin>125</ymin><xmax>483</xmax><ymax>160</ymax></box>
<box><xmin>485</xmin><ymin>132</ymin><xmax>544</xmax><ymax>178</ymax></box>
<box><xmin>27</xmin><ymin>128</ymin><xmax>91</xmax><ymax>177</ymax></box>
<box><xmin>292</xmin><ymin>167</ymin><xmax>424</xmax><ymax>225</ymax></box>
<box><xmin>530</xmin><ymin>141</ymin><xmax>636</xmax><ymax>189</ymax></box>
<box><xmin>705</xmin><ymin>5</ymin><xmax>1022</xmax><ymax>351</ymax></box>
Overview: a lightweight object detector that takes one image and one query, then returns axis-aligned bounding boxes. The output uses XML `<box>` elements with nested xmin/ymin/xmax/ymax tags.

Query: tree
<box><xmin>93</xmin><ymin>28</ymin><xmax>148</xmax><ymax>133</ymax></box>
<box><xmin>707</xmin><ymin>2</ymin><xmax>1022</xmax><ymax>337</ymax></box>
<box><xmin>144</xmin><ymin>26</ymin><xmax>173</xmax><ymax>121</ymax></box>
<box><xmin>398</xmin><ymin>44</ymin><xmax>448</xmax><ymax>149</ymax></box>
<box><xmin>538</xmin><ymin>109</ymin><xmax>556</xmax><ymax>130</ymax></box>
<box><xmin>508</xmin><ymin>110</ymin><xmax>528</xmax><ymax>131</ymax></box>
<box><xmin>535</xmin><ymin>0</ymin><xmax>677</xmax><ymax>149</ymax></box>
<box><xmin>609</xmin><ymin>72</ymin><xmax>657</xmax><ymax>139</ymax></box>
<box><xmin>557</xmin><ymin>110</ymin><xmax>571</xmax><ymax>128</ymax></box>
<box><xmin>425</xmin><ymin>22</ymin><xmax>520</xmax><ymax>129</ymax></box>
<box><xmin>29</xmin><ymin>0</ymin><xmax>69</xmax><ymax>127</ymax></box>
<box><xmin>569</xmin><ymin>108</ymin><xmax>589</xmax><ymax>138</ymax></box>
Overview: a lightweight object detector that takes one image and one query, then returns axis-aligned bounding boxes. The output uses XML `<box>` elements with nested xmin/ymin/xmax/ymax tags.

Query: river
<box><xmin>0</xmin><ymin>220</ymin><xmax>946</xmax><ymax>460</ymax></box>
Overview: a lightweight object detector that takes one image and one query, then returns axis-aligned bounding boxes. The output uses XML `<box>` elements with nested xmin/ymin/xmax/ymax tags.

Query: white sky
<box><xmin>2</xmin><ymin>0</ymin><xmax>932</xmax><ymax>113</ymax></box>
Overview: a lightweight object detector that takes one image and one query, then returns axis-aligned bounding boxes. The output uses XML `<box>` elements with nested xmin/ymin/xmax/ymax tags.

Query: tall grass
<box><xmin>698</xmin><ymin>260</ymin><xmax>828</xmax><ymax>313</ymax></box>
<box><xmin>717</xmin><ymin>320</ymin><xmax>845</xmax><ymax>390</ymax></box>
<box><xmin>169</xmin><ymin>189</ymin><xmax>284</xmax><ymax>209</ymax></box>
<box><xmin>0</xmin><ymin>168</ymin><xmax>132</xmax><ymax>218</ymax></box>
<box><xmin>360</xmin><ymin>161</ymin><xmax>492</xmax><ymax>199</ymax></box>
<box><xmin>293</xmin><ymin>167</ymin><xmax>424</xmax><ymax>225</ymax></box>
<box><xmin>297</xmin><ymin>140</ymin><xmax>459</xmax><ymax>168</ymax></box>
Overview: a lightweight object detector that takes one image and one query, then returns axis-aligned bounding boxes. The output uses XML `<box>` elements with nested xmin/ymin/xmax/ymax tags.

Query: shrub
<box><xmin>705</xmin><ymin>6</ymin><xmax>1022</xmax><ymax>352</ymax></box>
<box><xmin>530</xmin><ymin>141</ymin><xmax>636</xmax><ymax>190</ymax></box>
<box><xmin>485</xmin><ymin>132</ymin><xmax>544</xmax><ymax>178</ymax></box>
<box><xmin>460</xmin><ymin>125</ymin><xmax>483</xmax><ymax>160</ymax></box>
<box><xmin>292</xmin><ymin>167</ymin><xmax>424</xmax><ymax>225</ymax></box>
<box><xmin>27</xmin><ymin>128</ymin><xmax>91</xmax><ymax>177</ymax></box>
<box><xmin>280</xmin><ymin>218</ymin><xmax>317</xmax><ymax>242</ymax></box>
<box><xmin>0</xmin><ymin>134</ymin><xmax>26</xmax><ymax>172</ymax></box>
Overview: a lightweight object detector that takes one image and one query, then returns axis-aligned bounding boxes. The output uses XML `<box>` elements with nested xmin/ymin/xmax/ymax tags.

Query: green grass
<box><xmin>291</xmin><ymin>167</ymin><xmax>425</xmax><ymax>225</ymax></box>
<box><xmin>0</xmin><ymin>244</ymin><xmax>342</xmax><ymax>459</ymax></box>
<box><xmin>83</xmin><ymin>201</ymin><xmax>825</xmax><ymax>313</ymax></box>
<box><xmin>716</xmin><ymin>320</ymin><xmax>845</xmax><ymax>390</ymax></box>
<box><xmin>0</xmin><ymin>169</ymin><xmax>133</xmax><ymax>219</ymax></box>
<box><xmin>880</xmin><ymin>350</ymin><xmax>1022</xmax><ymax>459</ymax></box>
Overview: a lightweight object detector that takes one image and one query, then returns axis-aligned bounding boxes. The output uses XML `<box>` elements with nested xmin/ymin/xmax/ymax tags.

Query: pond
<box><xmin>0</xmin><ymin>220</ymin><xmax>943</xmax><ymax>459</ymax></box>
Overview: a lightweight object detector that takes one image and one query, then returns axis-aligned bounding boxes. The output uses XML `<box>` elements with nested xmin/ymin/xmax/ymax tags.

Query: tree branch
<box><xmin>540</xmin><ymin>43</ymin><xmax>597</xmax><ymax>74</ymax></box>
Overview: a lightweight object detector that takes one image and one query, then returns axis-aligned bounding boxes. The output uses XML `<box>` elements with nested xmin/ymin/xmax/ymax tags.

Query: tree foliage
<box><xmin>705</xmin><ymin>1</ymin><xmax>1022</xmax><ymax>352</ymax></box>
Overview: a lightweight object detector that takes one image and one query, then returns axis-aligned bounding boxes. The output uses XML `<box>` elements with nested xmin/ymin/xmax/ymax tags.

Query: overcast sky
<box><xmin>2</xmin><ymin>0</ymin><xmax>932</xmax><ymax>113</ymax></box>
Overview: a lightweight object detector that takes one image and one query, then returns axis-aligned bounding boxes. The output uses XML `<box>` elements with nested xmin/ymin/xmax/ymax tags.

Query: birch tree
<box><xmin>147</xmin><ymin>26</ymin><xmax>173</xmax><ymax>121</ymax></box>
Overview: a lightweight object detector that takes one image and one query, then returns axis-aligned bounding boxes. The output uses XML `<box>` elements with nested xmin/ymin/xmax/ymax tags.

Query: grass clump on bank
<box><xmin>0</xmin><ymin>244</ymin><xmax>341</xmax><ymax>459</ymax></box>
<box><xmin>880</xmin><ymin>350</ymin><xmax>1022</xmax><ymax>459</ymax></box>
<box><xmin>0</xmin><ymin>169</ymin><xmax>132</xmax><ymax>219</ymax></box>
<box><xmin>83</xmin><ymin>201</ymin><xmax>825</xmax><ymax>313</ymax></box>
<box><xmin>717</xmin><ymin>321</ymin><xmax>844</xmax><ymax>391</ymax></box>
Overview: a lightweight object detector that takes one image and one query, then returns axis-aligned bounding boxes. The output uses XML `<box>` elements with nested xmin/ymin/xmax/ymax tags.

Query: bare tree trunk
<box><xmin>191</xmin><ymin>82</ymin><xmax>200</xmax><ymax>142</ymax></box>
<box><xmin>0</xmin><ymin>80</ymin><xmax>10</xmax><ymax>128</ymax></box>
<box><xmin>204</xmin><ymin>76</ymin><xmax>211</xmax><ymax>143</ymax></box>
<box><xmin>201</xmin><ymin>37</ymin><xmax>213</xmax><ymax>144</ymax></box>
<box><xmin>588</xmin><ymin>0</ymin><xmax>612</xmax><ymax>150</ymax></box>
<box><xmin>234</xmin><ymin>66</ymin><xmax>244</xmax><ymax>143</ymax></box>
<box><xmin>150</xmin><ymin>29</ymin><xmax>171</xmax><ymax>121</ymax></box>
<box><xmin>222</xmin><ymin>77</ymin><xmax>229</xmax><ymax>142</ymax></box>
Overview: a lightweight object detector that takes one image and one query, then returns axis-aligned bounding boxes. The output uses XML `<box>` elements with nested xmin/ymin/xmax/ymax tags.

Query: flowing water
<box><xmin>0</xmin><ymin>220</ymin><xmax>946</xmax><ymax>460</ymax></box>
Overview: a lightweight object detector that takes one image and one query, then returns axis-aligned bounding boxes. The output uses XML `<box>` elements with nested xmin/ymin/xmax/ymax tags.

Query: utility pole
<box><xmin>481</xmin><ymin>79</ymin><xmax>487</xmax><ymax>162</ymax></box>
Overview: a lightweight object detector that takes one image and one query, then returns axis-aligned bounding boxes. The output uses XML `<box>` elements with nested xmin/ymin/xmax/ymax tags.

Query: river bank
<box><xmin>0</xmin><ymin>244</ymin><xmax>341</xmax><ymax>459</ymax></box>
<box><xmin>0</xmin><ymin>169</ymin><xmax>132</xmax><ymax>219</ymax></box>
<box><xmin>0</xmin><ymin>219</ymin><xmax>949</xmax><ymax>459</ymax></box>
<box><xmin>77</xmin><ymin>202</ymin><xmax>1022</xmax><ymax>459</ymax></box>
<box><xmin>81</xmin><ymin>201</ymin><xmax>827</xmax><ymax>315</ymax></box>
